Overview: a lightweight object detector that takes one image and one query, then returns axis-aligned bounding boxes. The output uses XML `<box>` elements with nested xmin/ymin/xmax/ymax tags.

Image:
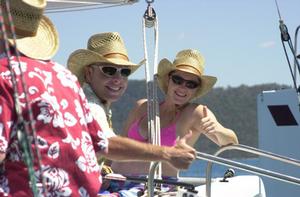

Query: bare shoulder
<box><xmin>176</xmin><ymin>103</ymin><xmax>199</xmax><ymax>124</ymax></box>
<box><xmin>123</xmin><ymin>99</ymin><xmax>148</xmax><ymax>134</ymax></box>
<box><xmin>133</xmin><ymin>99</ymin><xmax>148</xmax><ymax>114</ymax></box>
<box><xmin>182</xmin><ymin>103</ymin><xmax>204</xmax><ymax>117</ymax></box>
<box><xmin>127</xmin><ymin>99</ymin><xmax>148</xmax><ymax>122</ymax></box>
<box><xmin>136</xmin><ymin>99</ymin><xmax>148</xmax><ymax>107</ymax></box>
<box><xmin>176</xmin><ymin>103</ymin><xmax>203</xmax><ymax>138</ymax></box>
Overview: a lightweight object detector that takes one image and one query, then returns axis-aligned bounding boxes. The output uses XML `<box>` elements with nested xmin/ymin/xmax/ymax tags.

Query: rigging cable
<box><xmin>0</xmin><ymin>0</ymin><xmax>48</xmax><ymax>195</ymax></box>
<box><xmin>274</xmin><ymin>0</ymin><xmax>300</xmax><ymax>91</ymax></box>
<box><xmin>294</xmin><ymin>25</ymin><xmax>300</xmax><ymax>89</ymax></box>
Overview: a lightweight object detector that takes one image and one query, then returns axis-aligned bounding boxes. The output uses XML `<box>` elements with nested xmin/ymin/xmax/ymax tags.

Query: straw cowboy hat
<box><xmin>157</xmin><ymin>49</ymin><xmax>217</xmax><ymax>100</ymax></box>
<box><xmin>1</xmin><ymin>0</ymin><xmax>59</xmax><ymax>60</ymax></box>
<box><xmin>67</xmin><ymin>32</ymin><xmax>145</xmax><ymax>85</ymax></box>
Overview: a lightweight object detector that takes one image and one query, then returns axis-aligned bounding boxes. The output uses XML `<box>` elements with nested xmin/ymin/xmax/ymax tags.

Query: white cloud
<box><xmin>259</xmin><ymin>41</ymin><xmax>276</xmax><ymax>48</ymax></box>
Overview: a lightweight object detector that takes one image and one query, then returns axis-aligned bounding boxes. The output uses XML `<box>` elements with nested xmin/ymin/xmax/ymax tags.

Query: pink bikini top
<box><xmin>127</xmin><ymin>114</ymin><xmax>178</xmax><ymax>147</ymax></box>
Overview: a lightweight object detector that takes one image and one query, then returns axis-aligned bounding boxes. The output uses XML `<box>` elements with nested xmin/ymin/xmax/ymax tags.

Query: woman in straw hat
<box><xmin>112</xmin><ymin>49</ymin><xmax>238</xmax><ymax>177</ymax></box>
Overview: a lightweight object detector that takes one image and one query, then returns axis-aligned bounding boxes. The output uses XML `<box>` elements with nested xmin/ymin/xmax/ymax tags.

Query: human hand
<box><xmin>200</xmin><ymin>106</ymin><xmax>238</xmax><ymax>145</ymax></box>
<box><xmin>166</xmin><ymin>131</ymin><xmax>196</xmax><ymax>169</ymax></box>
<box><xmin>200</xmin><ymin>106</ymin><xmax>218</xmax><ymax>135</ymax></box>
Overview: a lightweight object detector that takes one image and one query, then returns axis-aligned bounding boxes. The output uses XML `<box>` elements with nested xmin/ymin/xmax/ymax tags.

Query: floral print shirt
<box><xmin>0</xmin><ymin>56</ymin><xmax>108</xmax><ymax>196</ymax></box>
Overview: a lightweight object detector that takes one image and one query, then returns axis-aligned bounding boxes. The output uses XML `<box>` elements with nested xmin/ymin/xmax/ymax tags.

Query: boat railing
<box><xmin>147</xmin><ymin>144</ymin><xmax>300</xmax><ymax>197</ymax></box>
<box><xmin>204</xmin><ymin>144</ymin><xmax>300</xmax><ymax>197</ymax></box>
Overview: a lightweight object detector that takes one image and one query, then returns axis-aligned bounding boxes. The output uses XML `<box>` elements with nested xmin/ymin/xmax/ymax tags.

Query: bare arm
<box><xmin>195</xmin><ymin>105</ymin><xmax>239</xmax><ymax>146</ymax></box>
<box><xmin>100</xmin><ymin>132</ymin><xmax>196</xmax><ymax>170</ymax></box>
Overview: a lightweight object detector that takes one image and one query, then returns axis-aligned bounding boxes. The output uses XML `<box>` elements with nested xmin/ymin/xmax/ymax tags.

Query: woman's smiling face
<box><xmin>166</xmin><ymin>70</ymin><xmax>200</xmax><ymax>105</ymax></box>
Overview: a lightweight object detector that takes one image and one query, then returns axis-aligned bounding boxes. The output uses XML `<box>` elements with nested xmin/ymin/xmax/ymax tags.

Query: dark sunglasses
<box><xmin>98</xmin><ymin>65</ymin><xmax>131</xmax><ymax>77</ymax></box>
<box><xmin>170</xmin><ymin>75</ymin><xmax>200</xmax><ymax>89</ymax></box>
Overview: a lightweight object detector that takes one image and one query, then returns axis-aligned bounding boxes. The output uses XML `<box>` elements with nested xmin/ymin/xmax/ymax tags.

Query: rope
<box><xmin>281</xmin><ymin>39</ymin><xmax>298</xmax><ymax>90</ymax></box>
<box><xmin>142</xmin><ymin>1</ymin><xmax>163</xmax><ymax>195</ymax></box>
<box><xmin>152</xmin><ymin>19</ymin><xmax>160</xmax><ymax>158</ymax></box>
<box><xmin>0</xmin><ymin>1</ymin><xmax>47</xmax><ymax>195</ymax></box>
<box><xmin>0</xmin><ymin>4</ymin><xmax>38</xmax><ymax>196</ymax></box>
<box><xmin>143</xmin><ymin>18</ymin><xmax>161</xmax><ymax>178</ymax></box>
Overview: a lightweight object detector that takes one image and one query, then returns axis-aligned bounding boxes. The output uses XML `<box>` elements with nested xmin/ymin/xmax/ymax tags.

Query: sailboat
<box><xmin>44</xmin><ymin>1</ymin><xmax>300</xmax><ymax>196</ymax></box>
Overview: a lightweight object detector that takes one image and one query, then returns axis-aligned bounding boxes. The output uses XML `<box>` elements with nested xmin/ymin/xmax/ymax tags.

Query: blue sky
<box><xmin>47</xmin><ymin>0</ymin><xmax>300</xmax><ymax>88</ymax></box>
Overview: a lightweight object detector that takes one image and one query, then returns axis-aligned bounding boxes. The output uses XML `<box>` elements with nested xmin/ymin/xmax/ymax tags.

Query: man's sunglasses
<box><xmin>170</xmin><ymin>75</ymin><xmax>200</xmax><ymax>89</ymax></box>
<box><xmin>98</xmin><ymin>65</ymin><xmax>131</xmax><ymax>77</ymax></box>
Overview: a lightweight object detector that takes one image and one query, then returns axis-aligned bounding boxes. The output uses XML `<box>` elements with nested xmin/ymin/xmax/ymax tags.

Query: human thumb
<box><xmin>203</xmin><ymin>105</ymin><xmax>207</xmax><ymax>117</ymax></box>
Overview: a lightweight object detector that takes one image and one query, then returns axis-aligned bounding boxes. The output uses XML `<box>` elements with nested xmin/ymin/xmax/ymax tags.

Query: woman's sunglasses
<box><xmin>98</xmin><ymin>65</ymin><xmax>131</xmax><ymax>78</ymax></box>
<box><xmin>170</xmin><ymin>75</ymin><xmax>200</xmax><ymax>89</ymax></box>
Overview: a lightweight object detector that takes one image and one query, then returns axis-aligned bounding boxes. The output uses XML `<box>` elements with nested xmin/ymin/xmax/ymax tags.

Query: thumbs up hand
<box><xmin>200</xmin><ymin>105</ymin><xmax>217</xmax><ymax>135</ymax></box>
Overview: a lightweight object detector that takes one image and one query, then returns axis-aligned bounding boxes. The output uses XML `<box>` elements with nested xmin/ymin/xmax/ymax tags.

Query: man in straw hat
<box><xmin>68</xmin><ymin>32</ymin><xmax>145</xmax><ymax>139</ymax></box>
<box><xmin>0</xmin><ymin>1</ymin><xmax>195</xmax><ymax>196</ymax></box>
<box><xmin>112</xmin><ymin>49</ymin><xmax>238</xmax><ymax>178</ymax></box>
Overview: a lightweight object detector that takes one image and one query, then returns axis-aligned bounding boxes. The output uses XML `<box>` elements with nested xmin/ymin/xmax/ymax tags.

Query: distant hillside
<box><xmin>111</xmin><ymin>81</ymin><xmax>291</xmax><ymax>158</ymax></box>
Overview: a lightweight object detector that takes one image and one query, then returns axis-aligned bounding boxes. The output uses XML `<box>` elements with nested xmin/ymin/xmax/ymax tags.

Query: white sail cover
<box><xmin>46</xmin><ymin>0</ymin><xmax>139</xmax><ymax>12</ymax></box>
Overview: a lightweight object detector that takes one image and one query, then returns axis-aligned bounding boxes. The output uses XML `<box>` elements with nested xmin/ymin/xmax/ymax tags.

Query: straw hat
<box><xmin>157</xmin><ymin>49</ymin><xmax>217</xmax><ymax>100</ymax></box>
<box><xmin>1</xmin><ymin>0</ymin><xmax>59</xmax><ymax>60</ymax></box>
<box><xmin>67</xmin><ymin>32</ymin><xmax>145</xmax><ymax>85</ymax></box>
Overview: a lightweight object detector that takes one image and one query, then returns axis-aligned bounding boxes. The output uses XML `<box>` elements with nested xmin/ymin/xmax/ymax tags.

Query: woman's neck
<box><xmin>160</xmin><ymin>101</ymin><xmax>182</xmax><ymax>117</ymax></box>
<box><xmin>162</xmin><ymin>97</ymin><xmax>188</xmax><ymax>113</ymax></box>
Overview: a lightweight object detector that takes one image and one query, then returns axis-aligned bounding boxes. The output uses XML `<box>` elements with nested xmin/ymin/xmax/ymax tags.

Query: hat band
<box><xmin>176</xmin><ymin>64</ymin><xmax>202</xmax><ymax>76</ymax></box>
<box><xmin>14</xmin><ymin>26</ymin><xmax>36</xmax><ymax>37</ymax></box>
<box><xmin>104</xmin><ymin>53</ymin><xmax>129</xmax><ymax>61</ymax></box>
<box><xmin>4</xmin><ymin>23</ymin><xmax>36</xmax><ymax>37</ymax></box>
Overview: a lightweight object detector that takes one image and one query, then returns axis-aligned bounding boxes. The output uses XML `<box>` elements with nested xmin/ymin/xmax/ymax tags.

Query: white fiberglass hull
<box><xmin>176</xmin><ymin>175</ymin><xmax>266</xmax><ymax>197</ymax></box>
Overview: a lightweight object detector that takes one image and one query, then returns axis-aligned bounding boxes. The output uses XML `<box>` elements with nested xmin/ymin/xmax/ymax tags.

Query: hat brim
<box><xmin>67</xmin><ymin>49</ymin><xmax>145</xmax><ymax>85</ymax></box>
<box><xmin>9</xmin><ymin>16</ymin><xmax>59</xmax><ymax>61</ymax></box>
<box><xmin>157</xmin><ymin>58</ymin><xmax>217</xmax><ymax>100</ymax></box>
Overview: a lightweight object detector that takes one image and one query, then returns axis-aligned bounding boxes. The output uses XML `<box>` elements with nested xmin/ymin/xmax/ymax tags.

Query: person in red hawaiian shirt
<box><xmin>0</xmin><ymin>0</ymin><xmax>196</xmax><ymax>196</ymax></box>
<box><xmin>0</xmin><ymin>0</ymin><xmax>108</xmax><ymax>196</ymax></box>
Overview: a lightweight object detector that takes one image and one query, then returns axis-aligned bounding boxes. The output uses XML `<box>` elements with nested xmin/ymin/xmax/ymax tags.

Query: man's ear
<box><xmin>84</xmin><ymin>66</ymin><xmax>93</xmax><ymax>83</ymax></box>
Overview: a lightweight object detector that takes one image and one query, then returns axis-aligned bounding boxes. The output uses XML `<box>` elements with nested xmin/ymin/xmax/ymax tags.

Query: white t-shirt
<box><xmin>83</xmin><ymin>83</ymin><xmax>116</xmax><ymax>138</ymax></box>
<box><xmin>88</xmin><ymin>102</ymin><xmax>116</xmax><ymax>138</ymax></box>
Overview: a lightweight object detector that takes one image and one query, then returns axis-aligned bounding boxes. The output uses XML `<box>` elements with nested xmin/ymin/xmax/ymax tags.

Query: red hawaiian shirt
<box><xmin>0</xmin><ymin>55</ymin><xmax>108</xmax><ymax>196</ymax></box>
